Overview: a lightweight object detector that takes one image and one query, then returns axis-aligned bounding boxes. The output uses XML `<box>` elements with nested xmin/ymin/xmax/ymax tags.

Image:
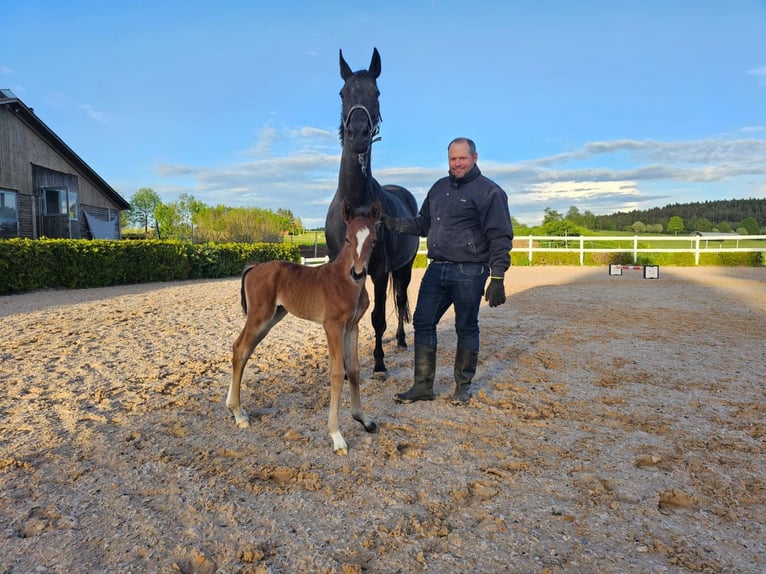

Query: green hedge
<box><xmin>0</xmin><ymin>239</ymin><xmax>299</xmax><ymax>295</ymax></box>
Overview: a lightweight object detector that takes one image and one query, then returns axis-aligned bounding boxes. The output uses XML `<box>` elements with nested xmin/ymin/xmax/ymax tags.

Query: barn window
<box><xmin>0</xmin><ymin>189</ymin><xmax>19</xmax><ymax>238</ymax></box>
<box><xmin>43</xmin><ymin>187</ymin><xmax>79</xmax><ymax>220</ymax></box>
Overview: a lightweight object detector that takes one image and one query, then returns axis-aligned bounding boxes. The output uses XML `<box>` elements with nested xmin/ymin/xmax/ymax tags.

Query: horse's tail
<box><xmin>240</xmin><ymin>264</ymin><xmax>258</xmax><ymax>315</ymax></box>
<box><xmin>390</xmin><ymin>271</ymin><xmax>411</xmax><ymax>324</ymax></box>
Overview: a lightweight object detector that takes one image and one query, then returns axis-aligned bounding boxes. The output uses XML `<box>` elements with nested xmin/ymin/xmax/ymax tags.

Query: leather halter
<box><xmin>342</xmin><ymin>104</ymin><xmax>381</xmax><ymax>178</ymax></box>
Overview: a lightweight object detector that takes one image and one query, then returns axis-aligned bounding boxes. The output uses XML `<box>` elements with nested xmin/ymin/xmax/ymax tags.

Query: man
<box><xmin>382</xmin><ymin>137</ymin><xmax>513</xmax><ymax>404</ymax></box>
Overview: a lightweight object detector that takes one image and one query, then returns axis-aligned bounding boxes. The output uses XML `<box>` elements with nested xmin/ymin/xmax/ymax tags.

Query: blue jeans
<box><xmin>413</xmin><ymin>261</ymin><xmax>489</xmax><ymax>352</ymax></box>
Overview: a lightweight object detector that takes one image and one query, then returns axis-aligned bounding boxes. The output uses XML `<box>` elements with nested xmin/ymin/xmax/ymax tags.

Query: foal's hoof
<box><xmin>230</xmin><ymin>410</ymin><xmax>251</xmax><ymax>428</ymax></box>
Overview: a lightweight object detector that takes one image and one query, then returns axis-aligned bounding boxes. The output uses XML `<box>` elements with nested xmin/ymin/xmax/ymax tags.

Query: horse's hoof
<box><xmin>353</xmin><ymin>415</ymin><xmax>377</xmax><ymax>433</ymax></box>
<box><xmin>371</xmin><ymin>369</ymin><xmax>387</xmax><ymax>380</ymax></box>
<box><xmin>334</xmin><ymin>446</ymin><xmax>348</xmax><ymax>456</ymax></box>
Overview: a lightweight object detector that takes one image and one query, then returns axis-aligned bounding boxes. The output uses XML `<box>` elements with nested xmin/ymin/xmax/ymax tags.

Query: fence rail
<box><xmin>301</xmin><ymin>234</ymin><xmax>766</xmax><ymax>266</ymax></box>
<box><xmin>518</xmin><ymin>234</ymin><xmax>766</xmax><ymax>265</ymax></box>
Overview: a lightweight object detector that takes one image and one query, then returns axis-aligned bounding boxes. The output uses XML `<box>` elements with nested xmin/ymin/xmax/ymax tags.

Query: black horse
<box><xmin>324</xmin><ymin>47</ymin><xmax>419</xmax><ymax>374</ymax></box>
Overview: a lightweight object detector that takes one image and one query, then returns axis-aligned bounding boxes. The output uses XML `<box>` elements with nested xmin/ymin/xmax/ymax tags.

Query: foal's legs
<box><xmin>345</xmin><ymin>322</ymin><xmax>377</xmax><ymax>434</ymax></box>
<box><xmin>324</xmin><ymin>321</ymin><xmax>351</xmax><ymax>455</ymax></box>
<box><xmin>228</xmin><ymin>306</ymin><xmax>287</xmax><ymax>427</ymax></box>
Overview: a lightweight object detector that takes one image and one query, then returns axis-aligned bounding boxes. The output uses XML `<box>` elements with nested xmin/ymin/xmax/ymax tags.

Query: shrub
<box><xmin>0</xmin><ymin>239</ymin><xmax>300</xmax><ymax>295</ymax></box>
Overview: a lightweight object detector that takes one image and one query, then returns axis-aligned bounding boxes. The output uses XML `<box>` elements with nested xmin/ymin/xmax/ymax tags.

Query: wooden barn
<box><xmin>0</xmin><ymin>88</ymin><xmax>130</xmax><ymax>240</ymax></box>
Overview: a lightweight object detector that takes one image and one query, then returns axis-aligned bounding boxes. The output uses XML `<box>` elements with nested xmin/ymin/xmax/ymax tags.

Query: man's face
<box><xmin>448</xmin><ymin>142</ymin><xmax>477</xmax><ymax>179</ymax></box>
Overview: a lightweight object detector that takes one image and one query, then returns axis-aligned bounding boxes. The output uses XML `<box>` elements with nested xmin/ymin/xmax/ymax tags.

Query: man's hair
<box><xmin>448</xmin><ymin>137</ymin><xmax>477</xmax><ymax>155</ymax></box>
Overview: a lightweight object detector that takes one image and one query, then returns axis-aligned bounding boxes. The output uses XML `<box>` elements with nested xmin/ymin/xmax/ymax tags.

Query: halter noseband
<box><xmin>342</xmin><ymin>104</ymin><xmax>381</xmax><ymax>178</ymax></box>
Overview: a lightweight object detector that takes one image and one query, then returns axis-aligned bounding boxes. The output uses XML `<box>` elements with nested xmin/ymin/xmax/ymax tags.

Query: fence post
<box><xmin>695</xmin><ymin>236</ymin><xmax>700</xmax><ymax>265</ymax></box>
<box><xmin>528</xmin><ymin>235</ymin><xmax>533</xmax><ymax>263</ymax></box>
<box><xmin>633</xmin><ymin>235</ymin><xmax>638</xmax><ymax>263</ymax></box>
<box><xmin>579</xmin><ymin>237</ymin><xmax>584</xmax><ymax>265</ymax></box>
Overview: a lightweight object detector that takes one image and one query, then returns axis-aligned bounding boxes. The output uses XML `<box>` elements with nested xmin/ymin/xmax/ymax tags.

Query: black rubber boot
<box><xmin>394</xmin><ymin>344</ymin><xmax>436</xmax><ymax>403</ymax></box>
<box><xmin>451</xmin><ymin>348</ymin><xmax>478</xmax><ymax>405</ymax></box>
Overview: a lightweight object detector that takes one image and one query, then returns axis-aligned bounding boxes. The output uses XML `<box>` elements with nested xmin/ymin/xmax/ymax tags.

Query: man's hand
<box><xmin>484</xmin><ymin>277</ymin><xmax>506</xmax><ymax>307</ymax></box>
<box><xmin>380</xmin><ymin>213</ymin><xmax>397</xmax><ymax>231</ymax></box>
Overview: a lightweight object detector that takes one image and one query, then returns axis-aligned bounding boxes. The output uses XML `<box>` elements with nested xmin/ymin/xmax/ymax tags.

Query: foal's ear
<box><xmin>342</xmin><ymin>200</ymin><xmax>354</xmax><ymax>223</ymax></box>
<box><xmin>369</xmin><ymin>47</ymin><xmax>381</xmax><ymax>79</ymax></box>
<box><xmin>370</xmin><ymin>199</ymin><xmax>382</xmax><ymax>222</ymax></box>
<box><xmin>340</xmin><ymin>49</ymin><xmax>353</xmax><ymax>81</ymax></box>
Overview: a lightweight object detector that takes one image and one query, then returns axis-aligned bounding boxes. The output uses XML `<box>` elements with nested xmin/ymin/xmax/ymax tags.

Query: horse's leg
<box><xmin>345</xmin><ymin>320</ymin><xmax>377</xmax><ymax>433</ymax></box>
<box><xmin>324</xmin><ymin>322</ymin><xmax>349</xmax><ymax>455</ymax></box>
<box><xmin>228</xmin><ymin>306</ymin><xmax>287</xmax><ymax>427</ymax></box>
<box><xmin>392</xmin><ymin>263</ymin><xmax>413</xmax><ymax>349</ymax></box>
<box><xmin>370</xmin><ymin>273</ymin><xmax>388</xmax><ymax>374</ymax></box>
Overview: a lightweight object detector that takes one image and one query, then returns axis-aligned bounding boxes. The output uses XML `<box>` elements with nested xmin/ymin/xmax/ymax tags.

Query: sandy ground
<box><xmin>0</xmin><ymin>265</ymin><xmax>764</xmax><ymax>574</ymax></box>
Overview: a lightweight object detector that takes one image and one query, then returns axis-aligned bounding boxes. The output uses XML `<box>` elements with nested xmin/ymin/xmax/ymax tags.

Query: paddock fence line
<box><xmin>517</xmin><ymin>234</ymin><xmax>766</xmax><ymax>265</ymax></box>
<box><xmin>301</xmin><ymin>234</ymin><xmax>766</xmax><ymax>267</ymax></box>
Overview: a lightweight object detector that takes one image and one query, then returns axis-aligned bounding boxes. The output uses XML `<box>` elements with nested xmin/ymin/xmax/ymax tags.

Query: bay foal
<box><xmin>228</xmin><ymin>200</ymin><xmax>380</xmax><ymax>455</ymax></box>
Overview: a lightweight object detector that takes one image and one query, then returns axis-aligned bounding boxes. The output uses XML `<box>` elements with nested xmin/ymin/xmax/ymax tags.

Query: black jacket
<box><xmin>395</xmin><ymin>165</ymin><xmax>514</xmax><ymax>276</ymax></box>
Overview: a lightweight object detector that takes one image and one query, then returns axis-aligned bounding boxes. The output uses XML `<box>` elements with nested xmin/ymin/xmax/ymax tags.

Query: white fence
<box><xmin>302</xmin><ymin>234</ymin><xmax>766</xmax><ymax>266</ymax></box>
<box><xmin>519</xmin><ymin>234</ymin><xmax>766</xmax><ymax>265</ymax></box>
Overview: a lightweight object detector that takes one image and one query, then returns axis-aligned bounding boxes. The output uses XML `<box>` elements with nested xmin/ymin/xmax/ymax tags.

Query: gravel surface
<box><xmin>1</xmin><ymin>266</ymin><xmax>764</xmax><ymax>573</ymax></box>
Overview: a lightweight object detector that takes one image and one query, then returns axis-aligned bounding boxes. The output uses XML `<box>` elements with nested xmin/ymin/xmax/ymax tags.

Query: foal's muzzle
<box><xmin>351</xmin><ymin>267</ymin><xmax>368</xmax><ymax>282</ymax></box>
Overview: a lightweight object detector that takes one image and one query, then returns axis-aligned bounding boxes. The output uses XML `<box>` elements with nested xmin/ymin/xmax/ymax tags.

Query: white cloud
<box><xmin>80</xmin><ymin>103</ymin><xmax>110</xmax><ymax>125</ymax></box>
<box><xmin>147</xmin><ymin>127</ymin><xmax>766</xmax><ymax>228</ymax></box>
<box><xmin>748</xmin><ymin>65</ymin><xmax>766</xmax><ymax>86</ymax></box>
<box><xmin>525</xmin><ymin>180</ymin><xmax>640</xmax><ymax>202</ymax></box>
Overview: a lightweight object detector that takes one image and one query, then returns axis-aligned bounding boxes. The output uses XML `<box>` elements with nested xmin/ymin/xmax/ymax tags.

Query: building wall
<box><xmin>0</xmin><ymin>105</ymin><xmax>125</xmax><ymax>239</ymax></box>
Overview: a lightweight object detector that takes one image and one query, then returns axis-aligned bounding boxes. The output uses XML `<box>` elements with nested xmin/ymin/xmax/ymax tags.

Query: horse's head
<box><xmin>339</xmin><ymin>48</ymin><xmax>382</xmax><ymax>155</ymax></box>
<box><xmin>342</xmin><ymin>199</ymin><xmax>381</xmax><ymax>282</ymax></box>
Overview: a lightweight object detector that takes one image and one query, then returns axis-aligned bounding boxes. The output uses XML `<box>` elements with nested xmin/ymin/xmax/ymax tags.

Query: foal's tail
<box><xmin>240</xmin><ymin>264</ymin><xmax>258</xmax><ymax>315</ymax></box>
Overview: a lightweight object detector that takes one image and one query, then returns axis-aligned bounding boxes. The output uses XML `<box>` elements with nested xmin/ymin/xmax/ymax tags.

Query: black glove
<box><xmin>484</xmin><ymin>277</ymin><xmax>506</xmax><ymax>307</ymax></box>
<box><xmin>380</xmin><ymin>213</ymin><xmax>397</xmax><ymax>231</ymax></box>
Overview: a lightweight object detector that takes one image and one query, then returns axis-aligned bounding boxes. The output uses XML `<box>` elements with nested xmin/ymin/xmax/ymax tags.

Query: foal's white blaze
<box><xmin>355</xmin><ymin>227</ymin><xmax>371</xmax><ymax>258</ymax></box>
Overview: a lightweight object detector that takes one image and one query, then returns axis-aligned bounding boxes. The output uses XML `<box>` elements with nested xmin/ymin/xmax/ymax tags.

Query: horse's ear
<box><xmin>369</xmin><ymin>47</ymin><xmax>381</xmax><ymax>79</ymax></box>
<box><xmin>370</xmin><ymin>199</ymin><xmax>382</xmax><ymax>222</ymax></box>
<box><xmin>342</xmin><ymin>200</ymin><xmax>354</xmax><ymax>223</ymax></box>
<box><xmin>340</xmin><ymin>49</ymin><xmax>353</xmax><ymax>80</ymax></box>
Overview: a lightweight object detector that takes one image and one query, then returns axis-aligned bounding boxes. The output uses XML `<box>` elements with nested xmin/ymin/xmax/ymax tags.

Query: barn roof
<box><xmin>690</xmin><ymin>231</ymin><xmax>741</xmax><ymax>237</ymax></box>
<box><xmin>0</xmin><ymin>89</ymin><xmax>130</xmax><ymax>210</ymax></box>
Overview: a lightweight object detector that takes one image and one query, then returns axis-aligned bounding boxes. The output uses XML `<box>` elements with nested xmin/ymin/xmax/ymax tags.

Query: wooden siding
<box><xmin>0</xmin><ymin>105</ymin><xmax>127</xmax><ymax>239</ymax></box>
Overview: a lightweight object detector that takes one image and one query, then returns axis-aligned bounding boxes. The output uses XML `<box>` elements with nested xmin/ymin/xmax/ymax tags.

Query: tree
<box><xmin>692</xmin><ymin>217</ymin><xmax>713</xmax><ymax>232</ymax></box>
<box><xmin>542</xmin><ymin>208</ymin><xmax>563</xmax><ymax>225</ymax></box>
<box><xmin>739</xmin><ymin>217</ymin><xmax>759</xmax><ymax>235</ymax></box>
<box><xmin>667</xmin><ymin>216</ymin><xmax>684</xmax><ymax>235</ymax></box>
<box><xmin>631</xmin><ymin>221</ymin><xmax>646</xmax><ymax>233</ymax></box>
<box><xmin>717</xmin><ymin>221</ymin><xmax>732</xmax><ymax>233</ymax></box>
<box><xmin>154</xmin><ymin>202</ymin><xmax>184</xmax><ymax>240</ymax></box>
<box><xmin>277</xmin><ymin>208</ymin><xmax>304</xmax><ymax>235</ymax></box>
<box><xmin>194</xmin><ymin>205</ymin><xmax>286</xmax><ymax>243</ymax></box>
<box><xmin>565</xmin><ymin>205</ymin><xmax>581</xmax><ymax>222</ymax></box>
<box><xmin>129</xmin><ymin>188</ymin><xmax>162</xmax><ymax>234</ymax></box>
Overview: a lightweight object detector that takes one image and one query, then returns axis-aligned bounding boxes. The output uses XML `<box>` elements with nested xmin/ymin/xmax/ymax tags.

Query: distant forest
<box><xmin>566</xmin><ymin>198</ymin><xmax>766</xmax><ymax>233</ymax></box>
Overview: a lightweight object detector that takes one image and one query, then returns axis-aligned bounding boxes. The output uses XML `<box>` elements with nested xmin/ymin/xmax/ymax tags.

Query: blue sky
<box><xmin>3</xmin><ymin>1</ymin><xmax>765</xmax><ymax>227</ymax></box>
